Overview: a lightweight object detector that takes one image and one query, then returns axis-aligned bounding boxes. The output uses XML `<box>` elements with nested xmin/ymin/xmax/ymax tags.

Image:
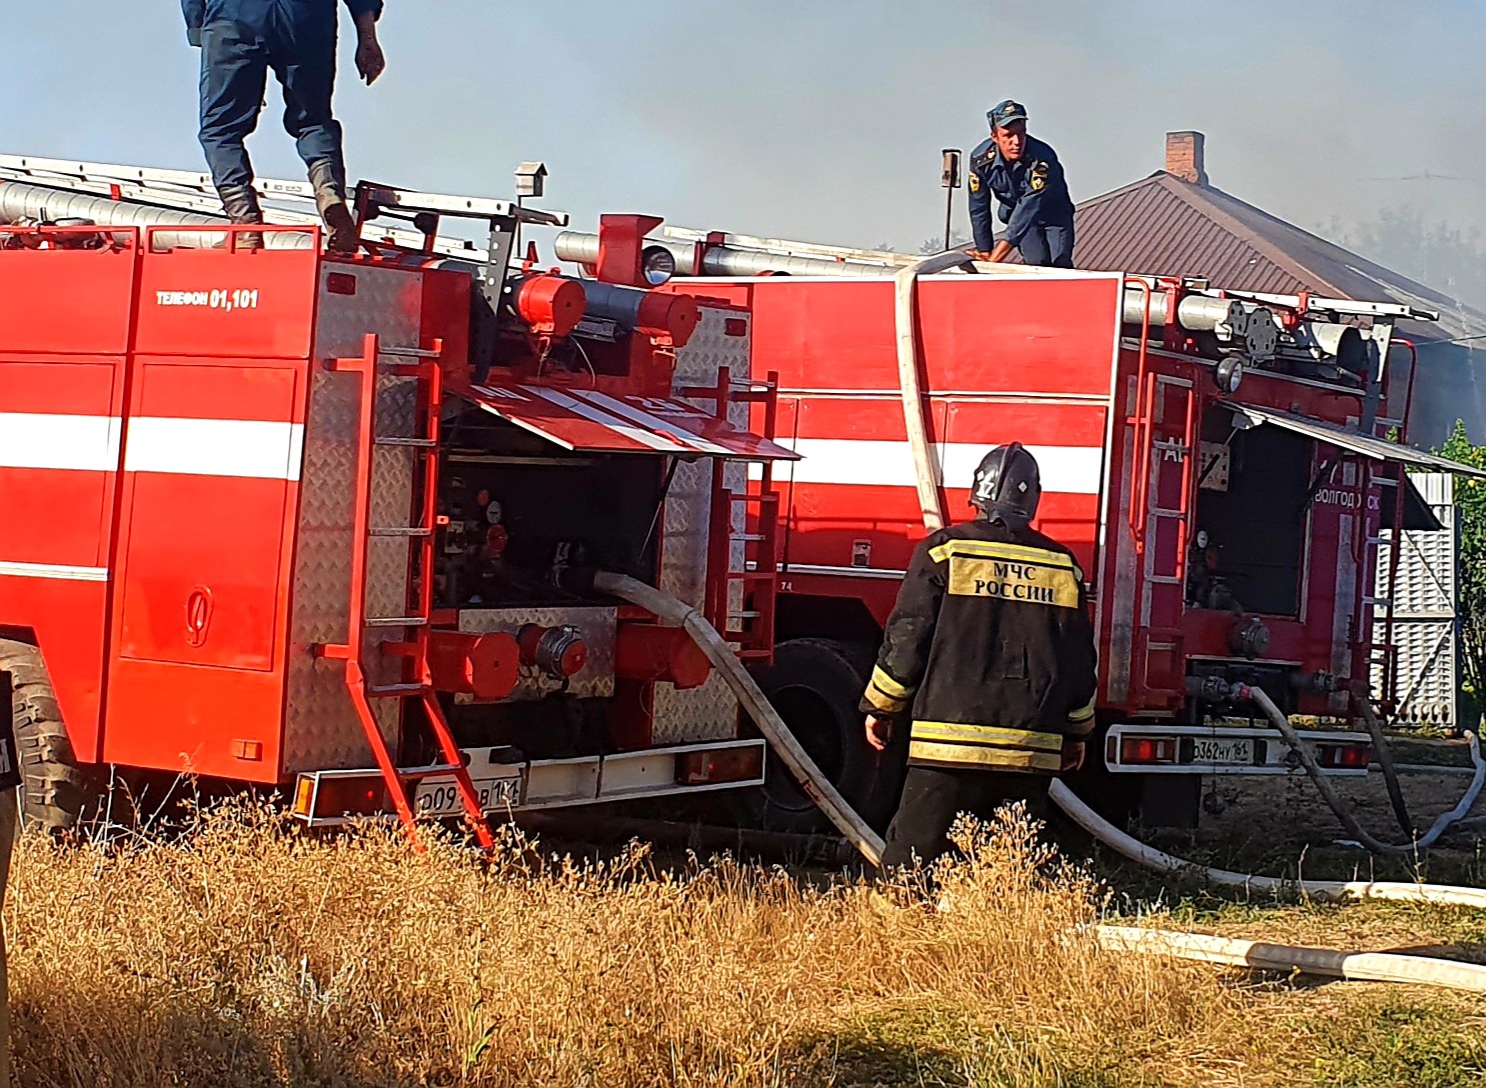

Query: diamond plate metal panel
<box><xmin>651</xmin><ymin>667</ymin><xmax>742</xmax><ymax>743</ymax></box>
<box><xmin>651</xmin><ymin>304</ymin><xmax>751</xmax><ymax>739</ymax></box>
<box><xmin>663</xmin><ymin>306</ymin><xmax>755</xmax><ymax>626</ymax></box>
<box><xmin>283</xmin><ymin>265</ymin><xmax>426</xmax><ymax>773</ymax></box>
<box><xmin>671</xmin><ymin>306</ymin><xmax>750</xmax><ymax>389</ymax></box>
<box><xmin>455</xmin><ymin>606</ymin><xmax>616</xmax><ymax>702</ymax></box>
<box><xmin>660</xmin><ymin>458</ymin><xmax>712</xmax><ymax>610</ymax></box>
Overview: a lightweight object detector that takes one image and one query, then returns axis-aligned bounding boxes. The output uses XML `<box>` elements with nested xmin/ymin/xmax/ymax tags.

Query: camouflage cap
<box><xmin>987</xmin><ymin>99</ymin><xmax>1028</xmax><ymax>129</ymax></box>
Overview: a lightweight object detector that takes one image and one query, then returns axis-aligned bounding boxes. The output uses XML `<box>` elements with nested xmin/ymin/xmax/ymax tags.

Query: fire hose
<box><xmin>880</xmin><ymin>259</ymin><xmax>1486</xmax><ymax>992</ymax></box>
<box><xmin>1096</xmin><ymin>926</ymin><xmax>1486</xmax><ymax>993</ymax></box>
<box><xmin>598</xmin><ymin>569</ymin><xmax>1486</xmax><ymax>994</ymax></box>
<box><xmin>1048</xmin><ymin>778</ymin><xmax>1486</xmax><ymax>909</ymax></box>
<box><xmin>591</xmin><ymin>572</ymin><xmax>887</xmax><ymax>866</ymax></box>
<box><xmin>891</xmin><ymin>252</ymin><xmax>978</xmax><ymax>532</ymax></box>
<box><xmin>595</xmin><ymin>566</ymin><xmax>1486</xmax><ymax>901</ymax></box>
<box><xmin>1232</xmin><ymin>683</ymin><xmax>1486</xmax><ymax>855</ymax></box>
<box><xmin>1357</xmin><ymin>696</ymin><xmax>1415</xmax><ymax>835</ymax></box>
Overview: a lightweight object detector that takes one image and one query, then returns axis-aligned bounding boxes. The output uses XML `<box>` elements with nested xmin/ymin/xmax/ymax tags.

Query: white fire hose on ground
<box><xmin>592</xmin><ymin>573</ymin><xmax>887</xmax><ymax>866</ymax></box>
<box><xmin>1047</xmin><ymin>778</ymin><xmax>1486</xmax><ymax>909</ymax></box>
<box><xmin>598</xmin><ymin>569</ymin><xmax>1486</xmax><ymax>994</ymax></box>
<box><xmin>1237</xmin><ymin>683</ymin><xmax>1486</xmax><ymax>856</ymax></box>
<box><xmin>1096</xmin><ymin>926</ymin><xmax>1486</xmax><ymax>993</ymax></box>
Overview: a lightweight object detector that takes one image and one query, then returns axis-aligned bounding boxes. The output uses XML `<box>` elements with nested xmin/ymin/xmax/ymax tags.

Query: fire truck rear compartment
<box><xmin>436</xmin><ymin>409</ymin><xmax>668</xmax><ymax>609</ymax></box>
<box><xmin>1190</xmin><ymin>407</ymin><xmax>1312</xmax><ymax>619</ymax></box>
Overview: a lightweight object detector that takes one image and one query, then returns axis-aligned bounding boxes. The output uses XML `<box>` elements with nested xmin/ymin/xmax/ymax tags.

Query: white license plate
<box><xmin>1191</xmin><ymin>737</ymin><xmax>1254</xmax><ymax>765</ymax></box>
<box><xmin>413</xmin><ymin>775</ymin><xmax>522</xmax><ymax>817</ymax></box>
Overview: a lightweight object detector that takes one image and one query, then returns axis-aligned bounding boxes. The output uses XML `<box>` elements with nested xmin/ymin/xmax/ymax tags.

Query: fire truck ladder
<box><xmin>1133</xmin><ymin>371</ymin><xmax>1200</xmax><ymax>698</ymax></box>
<box><xmin>683</xmin><ymin>367</ymin><xmax>784</xmax><ymax>659</ymax></box>
<box><xmin>0</xmin><ymin>153</ymin><xmax>567</xmax><ymax>261</ymax></box>
<box><xmin>1362</xmin><ymin>459</ymin><xmax>1413</xmax><ymax>713</ymax></box>
<box><xmin>317</xmin><ymin>333</ymin><xmax>496</xmax><ymax>851</ymax></box>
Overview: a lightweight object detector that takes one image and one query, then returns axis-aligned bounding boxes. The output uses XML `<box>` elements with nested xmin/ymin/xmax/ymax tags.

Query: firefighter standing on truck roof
<box><xmin>968</xmin><ymin>100</ymin><xmax>1076</xmax><ymax>268</ymax></box>
<box><xmin>862</xmin><ymin>443</ymin><xmax>1098</xmax><ymax>869</ymax></box>
<box><xmin>181</xmin><ymin>0</ymin><xmax>387</xmax><ymax>253</ymax></box>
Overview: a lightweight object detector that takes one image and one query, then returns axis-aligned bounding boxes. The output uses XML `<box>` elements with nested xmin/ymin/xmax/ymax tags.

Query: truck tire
<box><xmin>743</xmin><ymin>638</ymin><xmax>903</xmax><ymax>834</ymax></box>
<box><xmin>0</xmin><ymin>640</ymin><xmax>109</xmax><ymax>836</ymax></box>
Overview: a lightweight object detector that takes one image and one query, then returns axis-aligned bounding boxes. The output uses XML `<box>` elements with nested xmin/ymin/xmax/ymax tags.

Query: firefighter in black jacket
<box><xmin>862</xmin><ymin>443</ymin><xmax>1098</xmax><ymax>868</ymax></box>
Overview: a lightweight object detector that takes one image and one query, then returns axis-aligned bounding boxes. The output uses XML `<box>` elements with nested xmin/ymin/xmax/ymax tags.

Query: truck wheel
<box><xmin>0</xmin><ymin>640</ymin><xmax>110</xmax><ymax>836</ymax></box>
<box><xmin>744</xmin><ymin>638</ymin><xmax>901</xmax><ymax>834</ymax></box>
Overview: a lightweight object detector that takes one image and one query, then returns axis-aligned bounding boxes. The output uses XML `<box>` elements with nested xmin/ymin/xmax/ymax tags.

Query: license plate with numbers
<box><xmin>1192</xmin><ymin>737</ymin><xmax>1254</xmax><ymax>765</ymax></box>
<box><xmin>412</xmin><ymin>775</ymin><xmax>522</xmax><ymax>817</ymax></box>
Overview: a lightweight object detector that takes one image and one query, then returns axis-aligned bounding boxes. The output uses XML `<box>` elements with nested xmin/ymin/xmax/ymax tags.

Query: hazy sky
<box><xmin>6</xmin><ymin>1</ymin><xmax>1486</xmax><ymax>256</ymax></box>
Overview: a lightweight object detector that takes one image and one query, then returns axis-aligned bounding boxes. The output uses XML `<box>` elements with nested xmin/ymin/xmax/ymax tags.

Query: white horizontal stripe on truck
<box><xmin>0</xmin><ymin>413</ymin><xmax>121</xmax><ymax>472</ymax></box>
<box><xmin>761</xmin><ymin>439</ymin><xmax>1104</xmax><ymax>494</ymax></box>
<box><xmin>0</xmin><ymin>414</ymin><xmax>304</xmax><ymax>480</ymax></box>
<box><xmin>122</xmin><ymin>418</ymin><xmax>304</xmax><ymax>480</ymax></box>
<box><xmin>0</xmin><ymin>561</ymin><xmax>109</xmax><ymax>582</ymax></box>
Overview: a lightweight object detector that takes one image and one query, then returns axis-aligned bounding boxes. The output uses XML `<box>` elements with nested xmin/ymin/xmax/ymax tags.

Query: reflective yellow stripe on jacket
<box><xmin>927</xmin><ymin>540</ymin><xmax>1084</xmax><ymax>609</ymax></box>
<box><xmin>1066</xmin><ymin>696</ymin><xmax>1097</xmax><ymax>735</ymax></box>
<box><xmin>907</xmin><ymin>720</ymin><xmax>1064</xmax><ymax>773</ymax></box>
<box><xmin>864</xmin><ymin>665</ymin><xmax>915</xmax><ymax>714</ymax></box>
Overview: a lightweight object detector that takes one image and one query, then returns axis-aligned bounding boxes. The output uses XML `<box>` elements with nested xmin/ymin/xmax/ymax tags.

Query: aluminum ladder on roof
<box><xmin>0</xmin><ymin>152</ymin><xmax>569</xmax><ymax>261</ymax></box>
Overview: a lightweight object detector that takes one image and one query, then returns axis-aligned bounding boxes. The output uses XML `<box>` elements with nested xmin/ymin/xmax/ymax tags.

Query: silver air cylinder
<box><xmin>1120</xmin><ymin>292</ymin><xmax>1244</xmax><ymax>333</ymax></box>
<box><xmin>554</xmin><ymin>231</ymin><xmax>879</xmax><ymax>279</ymax></box>
<box><xmin>1293</xmin><ymin>321</ymin><xmax>1367</xmax><ymax>373</ymax></box>
<box><xmin>0</xmin><ymin>180</ymin><xmax>313</xmax><ymax>250</ymax></box>
<box><xmin>554</xmin><ymin>230</ymin><xmax>1278</xmax><ymax>341</ymax></box>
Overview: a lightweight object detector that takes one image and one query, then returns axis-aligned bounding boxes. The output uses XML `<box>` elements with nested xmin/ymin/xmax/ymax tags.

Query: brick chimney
<box><xmin>1165</xmin><ymin>130</ymin><xmax>1208</xmax><ymax>186</ymax></box>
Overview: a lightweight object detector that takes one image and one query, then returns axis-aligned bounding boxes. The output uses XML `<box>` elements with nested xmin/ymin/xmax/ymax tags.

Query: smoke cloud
<box><xmin>5</xmin><ymin>1</ymin><xmax>1483</xmax><ymax>256</ymax></box>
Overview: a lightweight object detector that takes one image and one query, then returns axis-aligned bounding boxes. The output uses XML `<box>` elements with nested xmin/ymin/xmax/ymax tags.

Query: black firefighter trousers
<box><xmin>880</xmin><ymin>765</ymin><xmax>1051</xmax><ymax>870</ymax></box>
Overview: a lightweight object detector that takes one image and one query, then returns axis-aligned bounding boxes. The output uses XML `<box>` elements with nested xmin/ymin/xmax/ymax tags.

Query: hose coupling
<box><xmin>1186</xmin><ymin>675</ymin><xmax>1251</xmax><ymax>704</ymax></box>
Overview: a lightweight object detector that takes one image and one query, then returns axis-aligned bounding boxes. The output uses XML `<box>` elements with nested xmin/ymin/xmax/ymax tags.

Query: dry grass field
<box><xmin>5</xmin><ymin>785</ymin><xmax>1485</xmax><ymax>1088</ymax></box>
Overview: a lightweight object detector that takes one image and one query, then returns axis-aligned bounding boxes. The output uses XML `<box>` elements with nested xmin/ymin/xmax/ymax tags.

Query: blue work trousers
<box><xmin>1017</xmin><ymin>220</ymin><xmax>1075</xmax><ymax>269</ymax></box>
<box><xmin>198</xmin><ymin>13</ymin><xmax>345</xmax><ymax>193</ymax></box>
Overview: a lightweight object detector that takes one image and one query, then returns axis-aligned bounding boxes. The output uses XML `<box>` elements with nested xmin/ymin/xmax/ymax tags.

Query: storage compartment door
<box><xmin>103</xmin><ymin>359</ymin><xmax>304</xmax><ymax>781</ymax></box>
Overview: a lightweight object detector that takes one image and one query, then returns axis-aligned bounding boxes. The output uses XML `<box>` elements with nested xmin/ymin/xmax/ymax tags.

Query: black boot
<box><xmin>216</xmin><ymin>184</ymin><xmax>264</xmax><ymax>250</ymax></box>
<box><xmin>307</xmin><ymin>160</ymin><xmax>358</xmax><ymax>254</ymax></box>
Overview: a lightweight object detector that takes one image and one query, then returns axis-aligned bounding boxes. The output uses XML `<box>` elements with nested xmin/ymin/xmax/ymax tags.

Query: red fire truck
<box><xmin>0</xmin><ymin>158</ymin><xmax>796</xmax><ymax>835</ymax></box>
<box><xmin>2</xmin><ymin>155</ymin><xmax>1482</xmax><ymax>838</ymax></box>
<box><xmin>553</xmin><ymin>223</ymin><xmax>1486</xmax><ymax>829</ymax></box>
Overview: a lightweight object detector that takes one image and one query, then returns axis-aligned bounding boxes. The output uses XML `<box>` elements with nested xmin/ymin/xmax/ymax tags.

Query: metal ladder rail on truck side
<box><xmin>315</xmin><ymin>333</ymin><xmax>497</xmax><ymax>852</ymax></box>
<box><xmin>1120</xmin><ymin>280</ymin><xmax>1201</xmax><ymax>701</ymax></box>
<box><xmin>682</xmin><ymin>366</ymin><xmax>785</xmax><ymax>660</ymax></box>
<box><xmin>1362</xmin><ymin>337</ymin><xmax>1425</xmax><ymax>716</ymax></box>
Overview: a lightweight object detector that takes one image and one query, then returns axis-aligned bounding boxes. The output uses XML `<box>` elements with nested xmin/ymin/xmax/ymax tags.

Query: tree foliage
<box><xmin>920</xmin><ymin>230</ymin><xmax>971</xmax><ymax>255</ymax></box>
<box><xmin>1436</xmin><ymin>420</ymin><xmax>1486</xmax><ymax>714</ymax></box>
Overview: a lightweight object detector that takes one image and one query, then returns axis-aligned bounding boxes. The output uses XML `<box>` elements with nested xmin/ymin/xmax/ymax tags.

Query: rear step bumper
<box><xmin>292</xmin><ymin>739</ymin><xmax>767</xmax><ymax>827</ymax></box>
<box><xmin>1104</xmin><ymin>723</ymin><xmax>1372</xmax><ymax>776</ymax></box>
